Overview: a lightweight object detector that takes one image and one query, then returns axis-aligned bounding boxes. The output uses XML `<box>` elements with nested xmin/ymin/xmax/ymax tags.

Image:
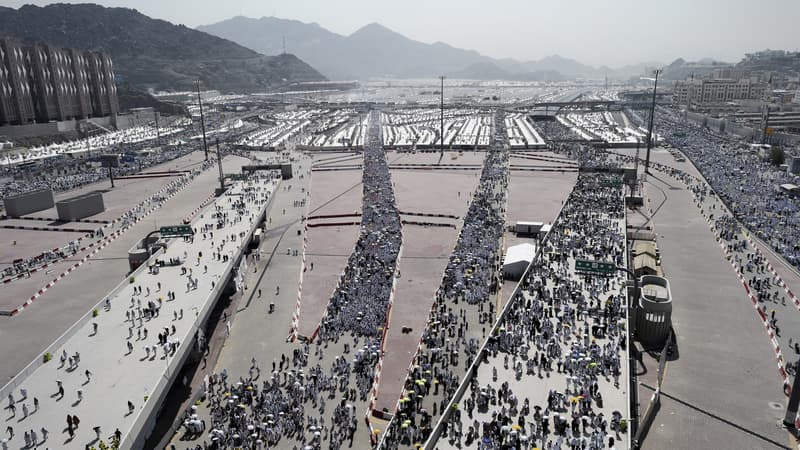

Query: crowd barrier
<box><xmin>377</xmin><ymin>175</ymin><xmax>575</xmax><ymax>449</ymax></box>
<box><xmin>643</xmin><ymin>150</ymin><xmax>800</xmax><ymax>427</ymax></box>
<box><xmin>3</xmin><ymin>166</ymin><xmax>213</xmax><ymax>314</ymax></box>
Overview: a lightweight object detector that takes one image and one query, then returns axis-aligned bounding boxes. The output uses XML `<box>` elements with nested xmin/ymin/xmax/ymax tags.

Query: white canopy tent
<box><xmin>502</xmin><ymin>243</ymin><xmax>536</xmax><ymax>280</ymax></box>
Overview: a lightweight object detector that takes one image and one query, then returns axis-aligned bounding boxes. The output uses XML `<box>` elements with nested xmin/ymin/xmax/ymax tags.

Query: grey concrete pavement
<box><xmin>629</xmin><ymin>166</ymin><xmax>790</xmax><ymax>450</ymax></box>
<box><xmin>0</xmin><ymin>174</ymin><xmax>277</xmax><ymax>450</ymax></box>
<box><xmin>0</xmin><ymin>155</ymin><xmax>251</xmax><ymax>383</ymax></box>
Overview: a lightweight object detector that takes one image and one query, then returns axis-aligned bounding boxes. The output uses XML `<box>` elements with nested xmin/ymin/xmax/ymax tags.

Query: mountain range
<box><xmin>0</xmin><ymin>4</ymin><xmax>325</xmax><ymax>93</ymax></box>
<box><xmin>198</xmin><ymin>16</ymin><xmax>664</xmax><ymax>81</ymax></box>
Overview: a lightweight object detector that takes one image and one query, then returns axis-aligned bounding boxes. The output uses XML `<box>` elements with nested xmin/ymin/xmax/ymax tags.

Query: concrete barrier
<box><xmin>56</xmin><ymin>191</ymin><xmax>105</xmax><ymax>221</ymax></box>
<box><xmin>3</xmin><ymin>189</ymin><xmax>54</xmax><ymax>217</ymax></box>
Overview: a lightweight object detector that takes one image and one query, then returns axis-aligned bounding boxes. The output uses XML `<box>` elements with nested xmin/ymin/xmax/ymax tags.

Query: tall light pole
<box><xmin>216</xmin><ymin>137</ymin><xmax>224</xmax><ymax>192</ymax></box>
<box><xmin>195</xmin><ymin>80</ymin><xmax>209</xmax><ymax>161</ymax></box>
<box><xmin>643</xmin><ymin>70</ymin><xmax>661</xmax><ymax>173</ymax></box>
<box><xmin>439</xmin><ymin>75</ymin><xmax>445</xmax><ymax>154</ymax></box>
<box><xmin>154</xmin><ymin>111</ymin><xmax>161</xmax><ymax>148</ymax></box>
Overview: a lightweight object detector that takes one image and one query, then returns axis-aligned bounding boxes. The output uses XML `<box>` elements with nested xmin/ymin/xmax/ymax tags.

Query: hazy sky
<box><xmin>7</xmin><ymin>0</ymin><xmax>800</xmax><ymax>66</ymax></box>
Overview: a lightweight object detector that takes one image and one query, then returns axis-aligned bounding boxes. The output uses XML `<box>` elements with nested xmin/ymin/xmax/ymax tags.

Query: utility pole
<box><xmin>196</xmin><ymin>80</ymin><xmax>209</xmax><ymax>161</ymax></box>
<box><xmin>633</xmin><ymin>137</ymin><xmax>641</xmax><ymax>195</ymax></box>
<box><xmin>439</xmin><ymin>75</ymin><xmax>445</xmax><ymax>154</ymax></box>
<box><xmin>644</xmin><ymin>69</ymin><xmax>660</xmax><ymax>173</ymax></box>
<box><xmin>154</xmin><ymin>112</ymin><xmax>161</xmax><ymax>147</ymax></box>
<box><xmin>216</xmin><ymin>137</ymin><xmax>224</xmax><ymax>192</ymax></box>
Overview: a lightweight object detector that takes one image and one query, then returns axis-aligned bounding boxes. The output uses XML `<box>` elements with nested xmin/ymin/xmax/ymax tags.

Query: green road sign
<box><xmin>600</xmin><ymin>178</ymin><xmax>623</xmax><ymax>188</ymax></box>
<box><xmin>159</xmin><ymin>225</ymin><xmax>194</xmax><ymax>237</ymax></box>
<box><xmin>575</xmin><ymin>259</ymin><xmax>616</xmax><ymax>274</ymax></box>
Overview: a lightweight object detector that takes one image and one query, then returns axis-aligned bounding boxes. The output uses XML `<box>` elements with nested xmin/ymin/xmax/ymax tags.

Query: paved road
<box><xmin>375</xmin><ymin>161</ymin><xmax>484</xmax><ymax>414</ymax></box>
<box><xmin>435</xmin><ymin>188</ymin><xmax>630</xmax><ymax>450</ymax></box>
<box><xmin>0</xmin><ymin>175</ymin><xmax>277</xmax><ymax>450</ymax></box>
<box><xmin>610</xmin><ymin>148</ymin><xmax>792</xmax><ymax>450</ymax></box>
<box><xmin>0</xmin><ymin>155</ymin><xmax>250</xmax><ymax>384</ymax></box>
<box><xmin>170</xmin><ymin>151</ymin><xmax>375</xmax><ymax>450</ymax></box>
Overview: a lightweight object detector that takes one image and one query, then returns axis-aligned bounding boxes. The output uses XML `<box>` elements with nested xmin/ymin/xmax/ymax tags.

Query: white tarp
<box><xmin>503</xmin><ymin>243</ymin><xmax>536</xmax><ymax>280</ymax></box>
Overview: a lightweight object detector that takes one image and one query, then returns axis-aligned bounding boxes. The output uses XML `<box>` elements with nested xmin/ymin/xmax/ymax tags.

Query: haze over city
<box><xmin>1</xmin><ymin>2</ymin><xmax>800</xmax><ymax>450</ymax></box>
<box><xmin>5</xmin><ymin>0</ymin><xmax>800</xmax><ymax>66</ymax></box>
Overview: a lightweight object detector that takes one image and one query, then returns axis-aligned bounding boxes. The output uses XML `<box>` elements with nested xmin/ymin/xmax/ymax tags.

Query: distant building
<box><xmin>673</xmin><ymin>78</ymin><xmax>766</xmax><ymax>106</ymax></box>
<box><xmin>0</xmin><ymin>38</ymin><xmax>118</xmax><ymax>126</ymax></box>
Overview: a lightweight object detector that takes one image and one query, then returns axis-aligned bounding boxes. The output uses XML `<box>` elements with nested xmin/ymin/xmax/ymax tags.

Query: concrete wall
<box><xmin>56</xmin><ymin>191</ymin><xmax>105</xmax><ymax>221</ymax></box>
<box><xmin>684</xmin><ymin>110</ymin><xmax>800</xmax><ymax>145</ymax></box>
<box><xmin>0</xmin><ymin>111</ymin><xmax>158</xmax><ymax>139</ymax></box>
<box><xmin>3</xmin><ymin>189</ymin><xmax>54</xmax><ymax>217</ymax></box>
<box><xmin>0</xmin><ymin>116</ymin><xmax>115</xmax><ymax>138</ymax></box>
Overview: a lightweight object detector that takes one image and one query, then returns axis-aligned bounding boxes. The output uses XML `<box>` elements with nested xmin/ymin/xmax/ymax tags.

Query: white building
<box><xmin>673</xmin><ymin>78</ymin><xmax>766</xmax><ymax>105</ymax></box>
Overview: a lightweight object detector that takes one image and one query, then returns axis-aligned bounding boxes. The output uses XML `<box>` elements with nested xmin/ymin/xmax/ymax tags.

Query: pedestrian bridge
<box><xmin>0</xmin><ymin>175</ymin><xmax>278</xmax><ymax>450</ymax></box>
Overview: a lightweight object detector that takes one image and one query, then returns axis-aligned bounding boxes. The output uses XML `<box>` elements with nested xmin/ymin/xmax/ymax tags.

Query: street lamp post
<box><xmin>195</xmin><ymin>80</ymin><xmax>209</xmax><ymax>161</ymax></box>
<box><xmin>644</xmin><ymin>70</ymin><xmax>661</xmax><ymax>173</ymax></box>
<box><xmin>439</xmin><ymin>76</ymin><xmax>445</xmax><ymax>155</ymax></box>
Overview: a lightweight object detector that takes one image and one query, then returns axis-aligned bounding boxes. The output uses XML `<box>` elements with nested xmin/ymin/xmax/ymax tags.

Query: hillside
<box><xmin>198</xmin><ymin>16</ymin><xmax>662</xmax><ymax>81</ymax></box>
<box><xmin>0</xmin><ymin>4</ymin><xmax>326</xmax><ymax>93</ymax></box>
<box><xmin>200</xmin><ymin>17</ymin><xmax>491</xmax><ymax>80</ymax></box>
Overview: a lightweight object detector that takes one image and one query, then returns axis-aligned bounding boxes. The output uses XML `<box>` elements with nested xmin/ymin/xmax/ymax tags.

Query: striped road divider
<box><xmin>699</xmin><ymin>193</ymin><xmax>792</xmax><ymax>396</ymax></box>
<box><xmin>0</xmin><ymin>167</ymin><xmax>210</xmax><ymax>286</ymax></box>
<box><xmin>290</xmin><ymin>170</ymin><xmax>313</xmax><ymax>341</ymax></box>
<box><xmin>744</xmin><ymin>234</ymin><xmax>800</xmax><ymax>310</ymax></box>
<box><xmin>3</xmin><ymin>170</ymin><xmax>209</xmax><ymax>316</ymax></box>
<box><xmin>183</xmin><ymin>193</ymin><xmax>216</xmax><ymax>224</ymax></box>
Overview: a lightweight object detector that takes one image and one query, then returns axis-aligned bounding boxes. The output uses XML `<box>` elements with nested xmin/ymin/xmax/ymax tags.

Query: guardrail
<box><xmin>417</xmin><ymin>200</ymin><xmax>566</xmax><ymax>450</ymax></box>
<box><xmin>416</xmin><ymin>174</ymin><xmax>586</xmax><ymax>449</ymax></box>
<box><xmin>383</xmin><ymin>178</ymin><xmax>627</xmax><ymax>450</ymax></box>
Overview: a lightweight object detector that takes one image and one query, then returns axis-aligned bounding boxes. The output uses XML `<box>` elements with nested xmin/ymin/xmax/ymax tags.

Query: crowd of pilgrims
<box><xmin>317</xmin><ymin>110</ymin><xmax>402</xmax><ymax>343</ymax></box>
<box><xmin>171</xmin><ymin>104</ymin><xmax>800</xmax><ymax>449</ymax></box>
<box><xmin>378</xmin><ymin>141</ymin><xmax>512</xmax><ymax>448</ymax></box>
<box><xmin>180</xmin><ymin>111</ymin><xmax>400</xmax><ymax>450</ymax></box>
<box><xmin>1</xmin><ymin>142</ymin><xmax>200</xmax><ymax>199</ymax></box>
<box><xmin>637</xmin><ymin>107</ymin><xmax>800</xmax><ymax>269</ymax></box>
<box><xmin>381</xmin><ymin>172</ymin><xmax>629</xmax><ymax>450</ymax></box>
<box><xmin>1</xmin><ymin>157</ymin><xmax>217</xmax><ymax>281</ymax></box>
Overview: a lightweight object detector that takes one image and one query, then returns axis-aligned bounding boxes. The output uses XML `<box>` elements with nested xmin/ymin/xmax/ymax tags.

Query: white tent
<box><xmin>503</xmin><ymin>243</ymin><xmax>535</xmax><ymax>280</ymax></box>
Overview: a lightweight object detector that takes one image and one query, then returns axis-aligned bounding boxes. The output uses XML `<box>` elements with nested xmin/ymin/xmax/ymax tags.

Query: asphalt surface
<box><xmin>613</xmin><ymin>147</ymin><xmax>793</xmax><ymax>449</ymax></box>
<box><xmin>0</xmin><ymin>154</ymin><xmax>250</xmax><ymax>383</ymax></box>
